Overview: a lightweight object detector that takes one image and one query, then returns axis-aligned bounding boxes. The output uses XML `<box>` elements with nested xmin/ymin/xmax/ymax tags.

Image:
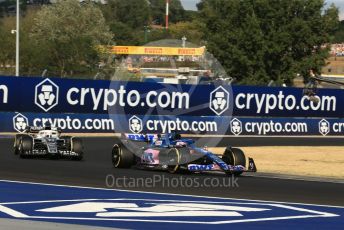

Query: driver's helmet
<box><xmin>56</xmin><ymin>130</ymin><xmax>61</xmax><ymax>137</ymax></box>
<box><xmin>44</xmin><ymin>121</ymin><xmax>52</xmax><ymax>130</ymax></box>
<box><xmin>169</xmin><ymin>132</ymin><xmax>181</xmax><ymax>140</ymax></box>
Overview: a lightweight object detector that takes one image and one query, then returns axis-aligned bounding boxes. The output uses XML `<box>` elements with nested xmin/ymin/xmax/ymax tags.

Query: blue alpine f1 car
<box><xmin>112</xmin><ymin>133</ymin><xmax>257</xmax><ymax>176</ymax></box>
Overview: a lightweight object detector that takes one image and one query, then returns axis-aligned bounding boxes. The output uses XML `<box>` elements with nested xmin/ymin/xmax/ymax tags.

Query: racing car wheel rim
<box><xmin>18</xmin><ymin>141</ymin><xmax>22</xmax><ymax>154</ymax></box>
<box><xmin>112</xmin><ymin>145</ymin><xmax>121</xmax><ymax>167</ymax></box>
<box><xmin>167</xmin><ymin>148</ymin><xmax>180</xmax><ymax>173</ymax></box>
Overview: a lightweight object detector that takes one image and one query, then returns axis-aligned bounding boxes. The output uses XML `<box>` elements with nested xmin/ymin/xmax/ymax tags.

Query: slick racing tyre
<box><xmin>71</xmin><ymin>137</ymin><xmax>84</xmax><ymax>161</ymax></box>
<box><xmin>167</xmin><ymin>148</ymin><xmax>181</xmax><ymax>174</ymax></box>
<box><xmin>112</xmin><ymin>143</ymin><xmax>134</xmax><ymax>168</ymax></box>
<box><xmin>19</xmin><ymin>135</ymin><xmax>33</xmax><ymax>158</ymax></box>
<box><xmin>60</xmin><ymin>136</ymin><xmax>72</xmax><ymax>146</ymax></box>
<box><xmin>222</xmin><ymin>147</ymin><xmax>246</xmax><ymax>176</ymax></box>
<box><xmin>14</xmin><ymin>134</ymin><xmax>24</xmax><ymax>155</ymax></box>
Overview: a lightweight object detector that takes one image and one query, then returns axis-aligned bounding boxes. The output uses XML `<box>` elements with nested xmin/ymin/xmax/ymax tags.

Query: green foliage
<box><xmin>28</xmin><ymin>0</ymin><xmax>113</xmax><ymax>77</ymax></box>
<box><xmin>0</xmin><ymin>0</ymin><xmax>27</xmax><ymax>18</ymax></box>
<box><xmin>333</xmin><ymin>21</ymin><xmax>344</xmax><ymax>43</ymax></box>
<box><xmin>198</xmin><ymin>0</ymin><xmax>339</xmax><ymax>85</ymax></box>
<box><xmin>101</xmin><ymin>0</ymin><xmax>150</xmax><ymax>29</ymax></box>
<box><xmin>0</xmin><ymin>0</ymin><xmax>340</xmax><ymax>84</ymax></box>
<box><xmin>100</xmin><ymin>0</ymin><xmax>151</xmax><ymax>45</ymax></box>
<box><xmin>101</xmin><ymin>0</ymin><xmax>187</xmax><ymax>46</ymax></box>
<box><xmin>0</xmin><ymin>16</ymin><xmax>15</xmax><ymax>74</ymax></box>
<box><xmin>169</xmin><ymin>21</ymin><xmax>204</xmax><ymax>45</ymax></box>
<box><xmin>0</xmin><ymin>0</ymin><xmax>189</xmax><ymax>77</ymax></box>
<box><xmin>149</xmin><ymin>0</ymin><xmax>185</xmax><ymax>24</ymax></box>
<box><xmin>0</xmin><ymin>17</ymin><xmax>15</xmax><ymax>65</ymax></box>
<box><xmin>109</xmin><ymin>21</ymin><xmax>139</xmax><ymax>45</ymax></box>
<box><xmin>0</xmin><ymin>0</ymin><xmax>28</xmax><ymax>75</ymax></box>
<box><xmin>19</xmin><ymin>9</ymin><xmax>51</xmax><ymax>76</ymax></box>
<box><xmin>112</xmin><ymin>67</ymin><xmax>141</xmax><ymax>81</ymax></box>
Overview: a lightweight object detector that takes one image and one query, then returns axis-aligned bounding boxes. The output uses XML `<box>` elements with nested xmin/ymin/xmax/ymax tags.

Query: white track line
<box><xmin>0</xmin><ymin>179</ymin><xmax>343</xmax><ymax>209</ymax></box>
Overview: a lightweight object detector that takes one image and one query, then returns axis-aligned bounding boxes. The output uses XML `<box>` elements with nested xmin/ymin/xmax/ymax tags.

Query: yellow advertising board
<box><xmin>111</xmin><ymin>46</ymin><xmax>205</xmax><ymax>56</ymax></box>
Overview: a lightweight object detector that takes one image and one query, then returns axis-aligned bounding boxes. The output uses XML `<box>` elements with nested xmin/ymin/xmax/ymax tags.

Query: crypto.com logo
<box><xmin>230</xmin><ymin>118</ymin><xmax>242</xmax><ymax>136</ymax></box>
<box><xmin>129</xmin><ymin>115</ymin><xmax>143</xmax><ymax>133</ymax></box>
<box><xmin>209</xmin><ymin>86</ymin><xmax>230</xmax><ymax>116</ymax></box>
<box><xmin>318</xmin><ymin>119</ymin><xmax>330</xmax><ymax>136</ymax></box>
<box><xmin>35</xmin><ymin>79</ymin><xmax>59</xmax><ymax>112</ymax></box>
<box><xmin>13</xmin><ymin>113</ymin><xmax>29</xmax><ymax>133</ymax></box>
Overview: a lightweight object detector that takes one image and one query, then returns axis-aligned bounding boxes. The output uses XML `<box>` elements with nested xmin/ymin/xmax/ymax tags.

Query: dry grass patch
<box><xmin>208</xmin><ymin>146</ymin><xmax>344</xmax><ymax>179</ymax></box>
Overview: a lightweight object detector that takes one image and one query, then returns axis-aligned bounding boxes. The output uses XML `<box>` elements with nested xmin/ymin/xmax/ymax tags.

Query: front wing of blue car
<box><xmin>186</xmin><ymin>157</ymin><xmax>257</xmax><ymax>173</ymax></box>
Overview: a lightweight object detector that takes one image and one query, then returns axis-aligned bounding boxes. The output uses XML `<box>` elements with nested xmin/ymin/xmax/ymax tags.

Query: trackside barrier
<box><xmin>0</xmin><ymin>75</ymin><xmax>343</xmax><ymax>136</ymax></box>
<box><xmin>5</xmin><ymin>112</ymin><xmax>344</xmax><ymax>136</ymax></box>
<box><xmin>0</xmin><ymin>76</ymin><xmax>342</xmax><ymax>117</ymax></box>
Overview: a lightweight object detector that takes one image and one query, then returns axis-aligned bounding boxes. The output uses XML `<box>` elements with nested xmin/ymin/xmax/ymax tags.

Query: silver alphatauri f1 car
<box><xmin>14</xmin><ymin>126</ymin><xmax>83</xmax><ymax>160</ymax></box>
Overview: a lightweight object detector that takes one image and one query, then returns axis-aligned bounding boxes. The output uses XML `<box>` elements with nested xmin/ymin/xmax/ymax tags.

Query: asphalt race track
<box><xmin>0</xmin><ymin>136</ymin><xmax>343</xmax><ymax>207</ymax></box>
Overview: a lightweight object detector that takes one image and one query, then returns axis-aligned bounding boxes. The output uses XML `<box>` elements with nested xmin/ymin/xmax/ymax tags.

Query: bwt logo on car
<box><xmin>13</xmin><ymin>113</ymin><xmax>29</xmax><ymax>133</ymax></box>
<box><xmin>0</xmin><ymin>84</ymin><xmax>8</xmax><ymax>104</ymax></box>
<box><xmin>35</xmin><ymin>79</ymin><xmax>59</xmax><ymax>112</ymax></box>
<box><xmin>126</xmin><ymin>133</ymin><xmax>156</xmax><ymax>141</ymax></box>
<box><xmin>188</xmin><ymin>164</ymin><xmax>214</xmax><ymax>171</ymax></box>
<box><xmin>129</xmin><ymin>115</ymin><xmax>143</xmax><ymax>133</ymax></box>
<box><xmin>209</xmin><ymin>86</ymin><xmax>230</xmax><ymax>115</ymax></box>
<box><xmin>230</xmin><ymin>118</ymin><xmax>243</xmax><ymax>136</ymax></box>
<box><xmin>319</xmin><ymin>119</ymin><xmax>330</xmax><ymax>136</ymax></box>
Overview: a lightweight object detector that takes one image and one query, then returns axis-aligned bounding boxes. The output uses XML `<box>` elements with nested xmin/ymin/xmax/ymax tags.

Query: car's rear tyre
<box><xmin>222</xmin><ymin>147</ymin><xmax>246</xmax><ymax>176</ymax></box>
<box><xmin>19</xmin><ymin>135</ymin><xmax>33</xmax><ymax>158</ymax></box>
<box><xmin>71</xmin><ymin>137</ymin><xmax>83</xmax><ymax>161</ymax></box>
<box><xmin>167</xmin><ymin>148</ymin><xmax>181</xmax><ymax>173</ymax></box>
<box><xmin>14</xmin><ymin>134</ymin><xmax>24</xmax><ymax>155</ymax></box>
<box><xmin>112</xmin><ymin>143</ymin><xmax>134</xmax><ymax>168</ymax></box>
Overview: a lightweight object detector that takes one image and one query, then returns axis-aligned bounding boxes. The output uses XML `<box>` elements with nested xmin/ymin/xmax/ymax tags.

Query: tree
<box><xmin>100</xmin><ymin>0</ymin><xmax>189</xmax><ymax>46</ymax></box>
<box><xmin>169</xmin><ymin>21</ymin><xmax>204</xmax><ymax>45</ymax></box>
<box><xmin>149</xmin><ymin>0</ymin><xmax>186</xmax><ymax>25</ymax></box>
<box><xmin>333</xmin><ymin>20</ymin><xmax>344</xmax><ymax>43</ymax></box>
<box><xmin>100</xmin><ymin>0</ymin><xmax>151</xmax><ymax>45</ymax></box>
<box><xmin>0</xmin><ymin>16</ymin><xmax>15</xmax><ymax>75</ymax></box>
<box><xmin>30</xmin><ymin>0</ymin><xmax>113</xmax><ymax>77</ymax></box>
<box><xmin>0</xmin><ymin>0</ymin><xmax>28</xmax><ymax>18</ymax></box>
<box><xmin>19</xmin><ymin>8</ymin><xmax>52</xmax><ymax>76</ymax></box>
<box><xmin>109</xmin><ymin>21</ymin><xmax>140</xmax><ymax>45</ymax></box>
<box><xmin>198</xmin><ymin>0</ymin><xmax>339</xmax><ymax>85</ymax></box>
<box><xmin>0</xmin><ymin>0</ymin><xmax>28</xmax><ymax>75</ymax></box>
<box><xmin>101</xmin><ymin>0</ymin><xmax>151</xmax><ymax>29</ymax></box>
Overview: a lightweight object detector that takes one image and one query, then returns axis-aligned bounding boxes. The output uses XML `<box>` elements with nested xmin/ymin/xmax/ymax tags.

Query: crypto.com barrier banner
<box><xmin>4</xmin><ymin>112</ymin><xmax>344</xmax><ymax>136</ymax></box>
<box><xmin>0</xmin><ymin>75</ymin><xmax>342</xmax><ymax>117</ymax></box>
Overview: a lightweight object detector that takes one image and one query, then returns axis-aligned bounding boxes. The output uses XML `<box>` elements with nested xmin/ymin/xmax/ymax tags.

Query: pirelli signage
<box><xmin>111</xmin><ymin>46</ymin><xmax>205</xmax><ymax>56</ymax></box>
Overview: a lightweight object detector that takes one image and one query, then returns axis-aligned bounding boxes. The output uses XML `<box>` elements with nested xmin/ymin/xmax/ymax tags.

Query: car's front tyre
<box><xmin>112</xmin><ymin>143</ymin><xmax>134</xmax><ymax>168</ymax></box>
<box><xmin>222</xmin><ymin>147</ymin><xmax>246</xmax><ymax>176</ymax></box>
<box><xmin>19</xmin><ymin>135</ymin><xmax>33</xmax><ymax>159</ymax></box>
<box><xmin>14</xmin><ymin>134</ymin><xmax>24</xmax><ymax>155</ymax></box>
